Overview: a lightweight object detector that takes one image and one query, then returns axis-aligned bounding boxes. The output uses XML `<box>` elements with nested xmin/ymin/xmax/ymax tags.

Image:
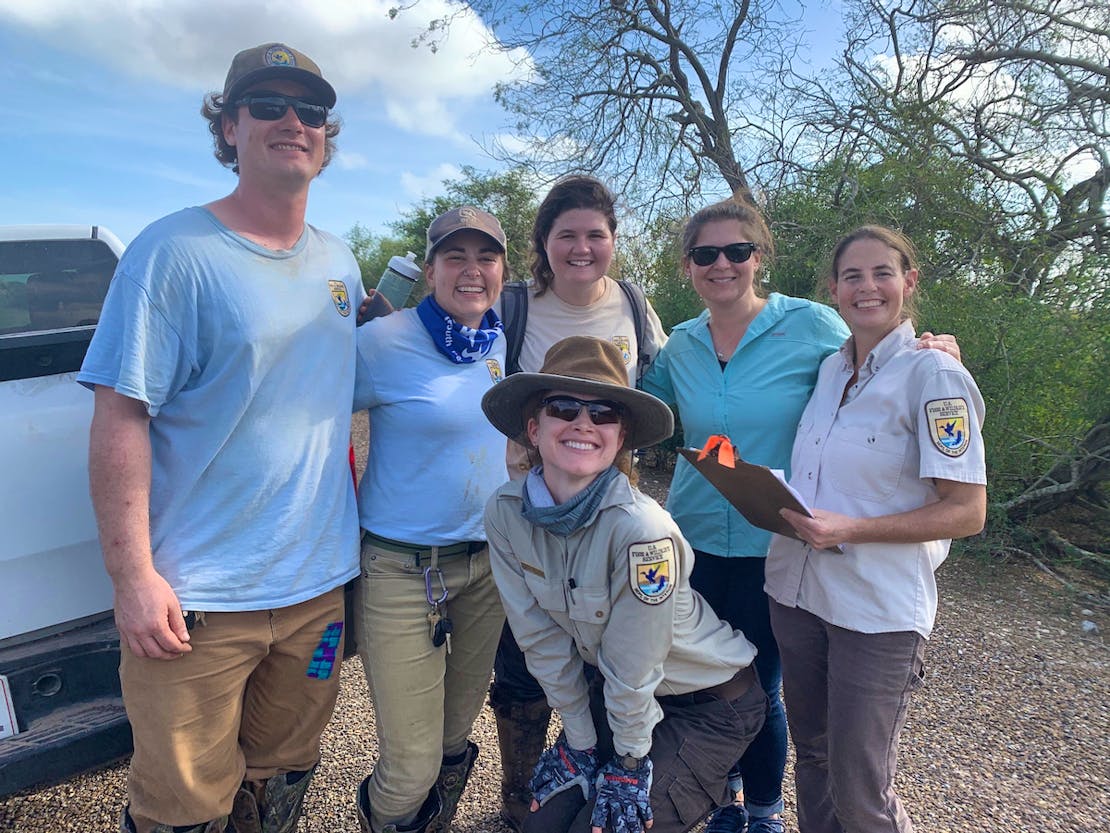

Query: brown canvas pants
<box><xmin>120</xmin><ymin>587</ymin><xmax>344</xmax><ymax>832</ymax></box>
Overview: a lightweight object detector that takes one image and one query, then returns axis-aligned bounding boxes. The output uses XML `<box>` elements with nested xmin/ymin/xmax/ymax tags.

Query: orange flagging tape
<box><xmin>696</xmin><ymin>434</ymin><xmax>736</xmax><ymax>468</ymax></box>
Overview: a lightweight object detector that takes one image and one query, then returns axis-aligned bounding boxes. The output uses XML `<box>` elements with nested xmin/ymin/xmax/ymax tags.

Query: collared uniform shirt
<box><xmin>484</xmin><ymin>473</ymin><xmax>756</xmax><ymax>757</ymax></box>
<box><xmin>765</xmin><ymin>321</ymin><xmax>986</xmax><ymax>638</ymax></box>
<box><xmin>641</xmin><ymin>294</ymin><xmax>847</xmax><ymax>557</ymax></box>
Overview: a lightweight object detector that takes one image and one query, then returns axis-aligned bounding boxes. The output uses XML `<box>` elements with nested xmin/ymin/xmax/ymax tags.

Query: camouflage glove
<box><xmin>590</xmin><ymin>755</ymin><xmax>653</xmax><ymax>833</ymax></box>
<box><xmin>529</xmin><ymin>737</ymin><xmax>599</xmax><ymax>807</ymax></box>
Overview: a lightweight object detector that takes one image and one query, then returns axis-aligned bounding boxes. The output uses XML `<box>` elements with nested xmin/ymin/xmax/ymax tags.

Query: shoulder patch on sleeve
<box><xmin>628</xmin><ymin>538</ymin><xmax>676</xmax><ymax>605</ymax></box>
<box><xmin>926</xmin><ymin>398</ymin><xmax>972</xmax><ymax>457</ymax></box>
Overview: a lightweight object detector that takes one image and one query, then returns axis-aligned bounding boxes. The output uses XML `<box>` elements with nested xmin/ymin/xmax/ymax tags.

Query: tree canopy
<box><xmin>380</xmin><ymin>0</ymin><xmax>1109</xmax><ymax>567</ymax></box>
<box><xmin>347</xmin><ymin>165</ymin><xmax>540</xmax><ymax>297</ymax></box>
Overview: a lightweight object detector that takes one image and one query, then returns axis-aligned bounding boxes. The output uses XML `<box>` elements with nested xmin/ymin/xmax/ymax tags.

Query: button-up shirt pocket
<box><xmin>523</xmin><ymin>570</ymin><xmax>567</xmax><ymax>614</ymax></box>
<box><xmin>567</xmin><ymin>586</ymin><xmax>611</xmax><ymax>650</ymax></box>
<box><xmin>826</xmin><ymin>427</ymin><xmax>907</xmax><ymax>502</ymax></box>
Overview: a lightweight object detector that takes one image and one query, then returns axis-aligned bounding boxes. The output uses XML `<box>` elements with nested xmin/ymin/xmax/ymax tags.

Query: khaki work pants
<box><xmin>121</xmin><ymin>586</ymin><xmax>345</xmax><ymax>833</ymax></box>
<box><xmin>356</xmin><ymin>537</ymin><xmax>504</xmax><ymax>828</ymax></box>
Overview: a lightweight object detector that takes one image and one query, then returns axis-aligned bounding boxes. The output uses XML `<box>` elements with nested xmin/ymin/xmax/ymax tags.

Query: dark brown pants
<box><xmin>523</xmin><ymin>672</ymin><xmax>766</xmax><ymax>833</ymax></box>
<box><xmin>770</xmin><ymin>601</ymin><xmax>927</xmax><ymax>833</ymax></box>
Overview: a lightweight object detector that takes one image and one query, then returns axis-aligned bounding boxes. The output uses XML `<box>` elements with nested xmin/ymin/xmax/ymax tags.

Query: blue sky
<box><xmin>1</xmin><ymin>1</ymin><xmax>843</xmax><ymax>247</ymax></box>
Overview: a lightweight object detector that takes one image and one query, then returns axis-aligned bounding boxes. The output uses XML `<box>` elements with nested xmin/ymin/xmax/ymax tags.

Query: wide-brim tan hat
<box><xmin>482</xmin><ymin>336</ymin><xmax>674</xmax><ymax>449</ymax></box>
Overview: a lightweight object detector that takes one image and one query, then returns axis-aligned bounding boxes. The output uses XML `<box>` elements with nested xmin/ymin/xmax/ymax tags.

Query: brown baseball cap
<box><xmin>425</xmin><ymin>206</ymin><xmax>507</xmax><ymax>260</ymax></box>
<box><xmin>223</xmin><ymin>43</ymin><xmax>336</xmax><ymax>108</ymax></box>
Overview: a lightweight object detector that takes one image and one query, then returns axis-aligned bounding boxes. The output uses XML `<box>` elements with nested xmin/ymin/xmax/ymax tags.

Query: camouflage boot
<box><xmin>425</xmin><ymin>741</ymin><xmax>479</xmax><ymax>833</ymax></box>
<box><xmin>357</xmin><ymin>773</ymin><xmax>443</xmax><ymax>833</ymax></box>
<box><xmin>489</xmin><ymin>687</ymin><xmax>552</xmax><ymax>833</ymax></box>
<box><xmin>229</xmin><ymin>765</ymin><xmax>316</xmax><ymax>833</ymax></box>
<box><xmin>120</xmin><ymin>805</ymin><xmax>230</xmax><ymax>833</ymax></box>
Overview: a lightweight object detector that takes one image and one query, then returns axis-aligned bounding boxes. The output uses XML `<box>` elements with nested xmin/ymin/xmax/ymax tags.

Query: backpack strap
<box><xmin>616</xmin><ymin>279</ymin><xmax>651</xmax><ymax>381</ymax></box>
<box><xmin>499</xmin><ymin>282</ymin><xmax>529</xmax><ymax>375</ymax></box>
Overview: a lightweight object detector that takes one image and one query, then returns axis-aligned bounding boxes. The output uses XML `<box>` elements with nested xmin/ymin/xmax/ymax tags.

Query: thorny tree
<box><xmin>796</xmin><ymin>0</ymin><xmax>1109</xmax><ymax>303</ymax></box>
<box><xmin>402</xmin><ymin>0</ymin><xmax>1106</xmax><ymax>300</ymax></box>
<box><xmin>400</xmin><ymin>0</ymin><xmax>811</xmax><ymax>216</ymax></box>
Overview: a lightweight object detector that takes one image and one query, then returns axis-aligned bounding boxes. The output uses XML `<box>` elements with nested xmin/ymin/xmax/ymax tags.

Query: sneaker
<box><xmin>705</xmin><ymin>802</ymin><xmax>749</xmax><ymax>833</ymax></box>
<box><xmin>747</xmin><ymin>816</ymin><xmax>785</xmax><ymax>833</ymax></box>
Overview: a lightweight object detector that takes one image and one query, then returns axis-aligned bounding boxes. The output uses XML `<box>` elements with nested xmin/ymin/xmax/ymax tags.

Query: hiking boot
<box><xmin>704</xmin><ymin>802</ymin><xmax>749</xmax><ymax>833</ymax></box>
<box><xmin>426</xmin><ymin>741</ymin><xmax>479</xmax><ymax>833</ymax></box>
<box><xmin>747</xmin><ymin>816</ymin><xmax>785</xmax><ymax>833</ymax></box>
<box><xmin>229</xmin><ymin>766</ymin><xmax>315</xmax><ymax>833</ymax></box>
<box><xmin>490</xmin><ymin>687</ymin><xmax>551</xmax><ymax>833</ymax></box>
<box><xmin>121</xmin><ymin>806</ymin><xmax>230</xmax><ymax>833</ymax></box>
<box><xmin>357</xmin><ymin>774</ymin><xmax>442</xmax><ymax>833</ymax></box>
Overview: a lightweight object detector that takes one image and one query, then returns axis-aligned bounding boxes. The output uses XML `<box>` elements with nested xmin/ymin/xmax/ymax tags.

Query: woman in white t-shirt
<box><xmin>765</xmin><ymin>226</ymin><xmax>987</xmax><ymax>833</ymax></box>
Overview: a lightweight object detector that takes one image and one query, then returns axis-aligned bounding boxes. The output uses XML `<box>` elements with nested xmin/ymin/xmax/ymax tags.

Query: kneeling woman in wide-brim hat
<box><xmin>481</xmin><ymin>335</ymin><xmax>767</xmax><ymax>833</ymax></box>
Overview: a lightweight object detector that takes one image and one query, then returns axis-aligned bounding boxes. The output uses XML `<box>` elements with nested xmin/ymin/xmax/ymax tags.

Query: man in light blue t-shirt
<box><xmin>78</xmin><ymin>43</ymin><xmax>362</xmax><ymax>833</ymax></box>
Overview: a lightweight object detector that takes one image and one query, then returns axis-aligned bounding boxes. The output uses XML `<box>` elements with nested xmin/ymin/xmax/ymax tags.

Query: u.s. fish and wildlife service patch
<box><xmin>611</xmin><ymin>335</ymin><xmax>632</xmax><ymax>365</ymax></box>
<box><xmin>486</xmin><ymin>358</ymin><xmax>503</xmax><ymax>383</ymax></box>
<box><xmin>926</xmin><ymin>398</ymin><xmax>971</xmax><ymax>457</ymax></box>
<box><xmin>328</xmin><ymin>280</ymin><xmax>351</xmax><ymax>317</ymax></box>
<box><xmin>628</xmin><ymin>539</ymin><xmax>676</xmax><ymax>605</ymax></box>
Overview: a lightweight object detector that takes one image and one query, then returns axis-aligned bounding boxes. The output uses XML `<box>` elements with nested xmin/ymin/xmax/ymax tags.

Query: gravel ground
<box><xmin>4</xmin><ymin>452</ymin><xmax>1106</xmax><ymax>832</ymax></box>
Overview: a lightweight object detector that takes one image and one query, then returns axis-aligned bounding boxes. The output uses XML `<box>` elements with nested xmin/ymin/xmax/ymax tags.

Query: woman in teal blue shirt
<box><xmin>641</xmin><ymin>198</ymin><xmax>958</xmax><ymax>833</ymax></box>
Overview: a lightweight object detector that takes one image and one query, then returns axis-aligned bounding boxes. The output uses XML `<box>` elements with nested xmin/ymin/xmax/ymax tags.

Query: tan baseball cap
<box><xmin>223</xmin><ymin>43</ymin><xmax>336</xmax><ymax>108</ymax></box>
<box><xmin>425</xmin><ymin>206</ymin><xmax>507</xmax><ymax>260</ymax></box>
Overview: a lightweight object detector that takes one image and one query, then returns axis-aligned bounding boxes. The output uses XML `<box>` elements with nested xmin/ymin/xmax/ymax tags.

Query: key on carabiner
<box><xmin>427</xmin><ymin>606</ymin><xmax>441</xmax><ymax>643</ymax></box>
<box><xmin>434</xmin><ymin>616</ymin><xmax>454</xmax><ymax>654</ymax></box>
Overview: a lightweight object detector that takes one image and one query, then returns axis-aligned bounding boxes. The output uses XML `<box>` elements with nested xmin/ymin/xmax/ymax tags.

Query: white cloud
<box><xmin>335</xmin><ymin>151</ymin><xmax>371</xmax><ymax>171</ymax></box>
<box><xmin>145</xmin><ymin>162</ymin><xmax>226</xmax><ymax>191</ymax></box>
<box><xmin>0</xmin><ymin>0</ymin><xmax>533</xmax><ymax>138</ymax></box>
<box><xmin>400</xmin><ymin>163</ymin><xmax>463</xmax><ymax>200</ymax></box>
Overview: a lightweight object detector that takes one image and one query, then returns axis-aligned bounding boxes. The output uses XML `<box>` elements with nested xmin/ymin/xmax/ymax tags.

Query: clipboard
<box><xmin>678</xmin><ymin>435</ymin><xmax>843</xmax><ymax>553</ymax></box>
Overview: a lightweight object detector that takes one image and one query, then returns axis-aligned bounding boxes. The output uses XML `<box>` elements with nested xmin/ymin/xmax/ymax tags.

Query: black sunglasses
<box><xmin>687</xmin><ymin>242</ymin><xmax>759</xmax><ymax>267</ymax></box>
<box><xmin>235</xmin><ymin>94</ymin><xmax>329</xmax><ymax>128</ymax></box>
<box><xmin>541</xmin><ymin>396</ymin><xmax>625</xmax><ymax>426</ymax></box>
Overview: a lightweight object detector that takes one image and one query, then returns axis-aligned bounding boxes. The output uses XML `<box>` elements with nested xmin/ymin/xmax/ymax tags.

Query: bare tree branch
<box><xmin>1002</xmin><ymin>412</ymin><xmax>1110</xmax><ymax>520</ymax></box>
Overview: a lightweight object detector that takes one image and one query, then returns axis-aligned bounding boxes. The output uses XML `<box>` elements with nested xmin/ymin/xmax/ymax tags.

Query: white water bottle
<box><xmin>376</xmin><ymin>252</ymin><xmax>422</xmax><ymax>309</ymax></box>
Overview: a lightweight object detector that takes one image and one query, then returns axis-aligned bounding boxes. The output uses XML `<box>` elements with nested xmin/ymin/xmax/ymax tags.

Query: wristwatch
<box><xmin>616</xmin><ymin>753</ymin><xmax>646</xmax><ymax>770</ymax></box>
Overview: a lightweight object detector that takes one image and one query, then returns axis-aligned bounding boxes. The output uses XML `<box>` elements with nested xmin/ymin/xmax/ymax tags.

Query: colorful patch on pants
<box><xmin>306</xmin><ymin>621</ymin><xmax>343</xmax><ymax>679</ymax></box>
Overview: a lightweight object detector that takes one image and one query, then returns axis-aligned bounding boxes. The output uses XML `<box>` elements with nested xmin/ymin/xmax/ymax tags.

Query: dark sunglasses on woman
<box><xmin>541</xmin><ymin>396</ymin><xmax>625</xmax><ymax>426</ymax></box>
<box><xmin>235</xmin><ymin>94</ymin><xmax>329</xmax><ymax>128</ymax></box>
<box><xmin>687</xmin><ymin>242</ymin><xmax>759</xmax><ymax>267</ymax></box>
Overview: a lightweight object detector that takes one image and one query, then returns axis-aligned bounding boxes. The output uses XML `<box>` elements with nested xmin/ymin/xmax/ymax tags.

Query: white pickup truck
<box><xmin>0</xmin><ymin>225</ymin><xmax>129</xmax><ymax>796</ymax></box>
